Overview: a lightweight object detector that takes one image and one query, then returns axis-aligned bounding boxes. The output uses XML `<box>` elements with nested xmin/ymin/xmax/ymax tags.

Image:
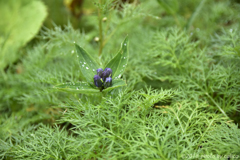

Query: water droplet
<box><xmin>86</xmin><ymin>67</ymin><xmax>89</xmax><ymax>69</ymax></box>
<box><xmin>73</xmin><ymin>41</ymin><xmax>76</xmax><ymax>43</ymax></box>
<box><xmin>76</xmin><ymin>87</ymin><xmax>79</xmax><ymax>90</ymax></box>
<box><xmin>124</xmin><ymin>57</ymin><xmax>126</xmax><ymax>59</ymax></box>
<box><xmin>90</xmin><ymin>61</ymin><xmax>91</xmax><ymax>62</ymax></box>
<box><xmin>82</xmin><ymin>65</ymin><xmax>84</xmax><ymax>67</ymax></box>
<box><xmin>71</xmin><ymin>50</ymin><xmax>74</xmax><ymax>54</ymax></box>
<box><xmin>230</xmin><ymin>29</ymin><xmax>233</xmax><ymax>33</ymax></box>
<box><xmin>124</xmin><ymin>43</ymin><xmax>126</xmax><ymax>46</ymax></box>
<box><xmin>77</xmin><ymin>55</ymin><xmax>79</xmax><ymax>57</ymax></box>
<box><xmin>123</xmin><ymin>65</ymin><xmax>125</xmax><ymax>67</ymax></box>
<box><xmin>118</xmin><ymin>74</ymin><xmax>121</xmax><ymax>78</ymax></box>
<box><xmin>84</xmin><ymin>62</ymin><xmax>86</xmax><ymax>64</ymax></box>
<box><xmin>93</xmin><ymin>69</ymin><xmax>95</xmax><ymax>71</ymax></box>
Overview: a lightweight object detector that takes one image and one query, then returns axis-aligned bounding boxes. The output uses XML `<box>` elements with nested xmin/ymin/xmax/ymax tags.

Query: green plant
<box><xmin>1</xmin><ymin>0</ymin><xmax>240</xmax><ymax>159</ymax></box>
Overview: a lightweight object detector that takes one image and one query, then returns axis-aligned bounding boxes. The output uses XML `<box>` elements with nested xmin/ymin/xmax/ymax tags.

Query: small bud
<box><xmin>104</xmin><ymin>77</ymin><xmax>112</xmax><ymax>88</ymax></box>
<box><xmin>102</xmin><ymin>17</ymin><xmax>107</xmax><ymax>22</ymax></box>
<box><xmin>96</xmin><ymin>68</ymin><xmax>103</xmax><ymax>76</ymax></box>
<box><xmin>94</xmin><ymin>75</ymin><xmax>103</xmax><ymax>87</ymax></box>
<box><xmin>94</xmin><ymin>37</ymin><xmax>100</xmax><ymax>42</ymax></box>
<box><xmin>101</xmin><ymin>68</ymin><xmax>112</xmax><ymax>81</ymax></box>
<box><xmin>104</xmin><ymin>68</ymin><xmax>112</xmax><ymax>76</ymax></box>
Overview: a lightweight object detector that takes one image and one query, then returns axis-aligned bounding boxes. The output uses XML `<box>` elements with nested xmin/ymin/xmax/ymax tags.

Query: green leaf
<box><xmin>75</xmin><ymin>44</ymin><xmax>101</xmax><ymax>85</ymax></box>
<box><xmin>54</xmin><ymin>82</ymin><xmax>100</xmax><ymax>94</ymax></box>
<box><xmin>0</xmin><ymin>0</ymin><xmax>47</xmax><ymax>69</ymax></box>
<box><xmin>102</xmin><ymin>79</ymin><xmax>127</xmax><ymax>93</ymax></box>
<box><xmin>105</xmin><ymin>36</ymin><xmax>129</xmax><ymax>79</ymax></box>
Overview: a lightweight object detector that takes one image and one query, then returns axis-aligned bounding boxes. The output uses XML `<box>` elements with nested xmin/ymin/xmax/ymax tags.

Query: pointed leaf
<box><xmin>54</xmin><ymin>82</ymin><xmax>99</xmax><ymax>94</ymax></box>
<box><xmin>105</xmin><ymin>36</ymin><xmax>129</xmax><ymax>79</ymax></box>
<box><xmin>75</xmin><ymin>44</ymin><xmax>100</xmax><ymax>85</ymax></box>
<box><xmin>102</xmin><ymin>79</ymin><xmax>127</xmax><ymax>93</ymax></box>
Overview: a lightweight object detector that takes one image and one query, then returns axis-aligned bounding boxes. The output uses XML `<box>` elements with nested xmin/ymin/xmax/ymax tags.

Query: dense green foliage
<box><xmin>1</xmin><ymin>0</ymin><xmax>240</xmax><ymax>159</ymax></box>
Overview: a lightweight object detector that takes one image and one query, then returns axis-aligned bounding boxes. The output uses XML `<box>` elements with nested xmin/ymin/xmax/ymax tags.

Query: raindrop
<box><xmin>76</xmin><ymin>87</ymin><xmax>79</xmax><ymax>90</ymax></box>
<box><xmin>82</xmin><ymin>65</ymin><xmax>84</xmax><ymax>67</ymax></box>
<box><xmin>124</xmin><ymin>43</ymin><xmax>126</xmax><ymax>46</ymax></box>
<box><xmin>118</xmin><ymin>74</ymin><xmax>121</xmax><ymax>78</ymax></box>
<box><xmin>86</xmin><ymin>67</ymin><xmax>89</xmax><ymax>69</ymax></box>
<box><xmin>124</xmin><ymin>57</ymin><xmax>126</xmax><ymax>59</ymax></box>
<box><xmin>77</xmin><ymin>55</ymin><xmax>79</xmax><ymax>57</ymax></box>
<box><xmin>123</xmin><ymin>65</ymin><xmax>125</xmax><ymax>67</ymax></box>
<box><xmin>73</xmin><ymin>41</ymin><xmax>76</xmax><ymax>43</ymax></box>
<box><xmin>71</xmin><ymin>50</ymin><xmax>74</xmax><ymax>54</ymax></box>
<box><xmin>84</xmin><ymin>62</ymin><xmax>86</xmax><ymax>64</ymax></box>
<box><xmin>93</xmin><ymin>69</ymin><xmax>95</xmax><ymax>71</ymax></box>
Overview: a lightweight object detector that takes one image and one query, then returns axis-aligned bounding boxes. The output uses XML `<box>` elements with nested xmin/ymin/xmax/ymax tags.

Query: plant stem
<box><xmin>98</xmin><ymin>0</ymin><xmax>103</xmax><ymax>57</ymax></box>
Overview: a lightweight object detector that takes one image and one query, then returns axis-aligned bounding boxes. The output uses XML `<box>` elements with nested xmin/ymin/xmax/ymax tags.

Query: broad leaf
<box><xmin>0</xmin><ymin>0</ymin><xmax>47</xmax><ymax>69</ymax></box>
<box><xmin>54</xmin><ymin>82</ymin><xmax>99</xmax><ymax>94</ymax></box>
<box><xmin>102</xmin><ymin>79</ymin><xmax>127</xmax><ymax>93</ymax></box>
<box><xmin>105</xmin><ymin>36</ymin><xmax>129</xmax><ymax>79</ymax></box>
<box><xmin>75</xmin><ymin>44</ymin><xmax>101</xmax><ymax>85</ymax></box>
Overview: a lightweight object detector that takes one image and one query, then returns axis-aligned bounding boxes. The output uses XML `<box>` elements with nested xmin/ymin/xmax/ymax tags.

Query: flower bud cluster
<box><xmin>93</xmin><ymin>68</ymin><xmax>112</xmax><ymax>88</ymax></box>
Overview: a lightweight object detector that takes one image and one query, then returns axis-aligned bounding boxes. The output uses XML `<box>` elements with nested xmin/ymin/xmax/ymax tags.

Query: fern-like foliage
<box><xmin>1</xmin><ymin>0</ymin><xmax>240</xmax><ymax>159</ymax></box>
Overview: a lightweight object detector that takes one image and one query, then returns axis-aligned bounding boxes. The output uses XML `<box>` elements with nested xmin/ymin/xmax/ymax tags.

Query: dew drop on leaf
<box><xmin>124</xmin><ymin>57</ymin><xmax>126</xmax><ymax>59</ymax></box>
<box><xmin>76</xmin><ymin>87</ymin><xmax>79</xmax><ymax>90</ymax></box>
<box><xmin>71</xmin><ymin>50</ymin><xmax>74</xmax><ymax>54</ymax></box>
<box><xmin>124</xmin><ymin>43</ymin><xmax>126</xmax><ymax>46</ymax></box>
<box><xmin>82</xmin><ymin>65</ymin><xmax>84</xmax><ymax>67</ymax></box>
<box><xmin>93</xmin><ymin>69</ymin><xmax>95</xmax><ymax>71</ymax></box>
<box><xmin>84</xmin><ymin>62</ymin><xmax>86</xmax><ymax>64</ymax></box>
<box><xmin>86</xmin><ymin>67</ymin><xmax>89</xmax><ymax>69</ymax></box>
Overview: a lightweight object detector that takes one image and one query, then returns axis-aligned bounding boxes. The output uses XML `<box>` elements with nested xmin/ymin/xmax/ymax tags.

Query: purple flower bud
<box><xmin>102</xmin><ymin>68</ymin><xmax>112</xmax><ymax>81</ymax></box>
<box><xmin>104</xmin><ymin>77</ymin><xmax>112</xmax><ymax>88</ymax></box>
<box><xmin>93</xmin><ymin>75</ymin><xmax>103</xmax><ymax>87</ymax></box>
<box><xmin>96</xmin><ymin>68</ymin><xmax>103</xmax><ymax>76</ymax></box>
<box><xmin>104</xmin><ymin>68</ymin><xmax>112</xmax><ymax>76</ymax></box>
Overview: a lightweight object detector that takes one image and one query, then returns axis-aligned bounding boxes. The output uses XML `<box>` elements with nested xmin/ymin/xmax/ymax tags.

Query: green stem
<box><xmin>98</xmin><ymin>0</ymin><xmax>103</xmax><ymax>57</ymax></box>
